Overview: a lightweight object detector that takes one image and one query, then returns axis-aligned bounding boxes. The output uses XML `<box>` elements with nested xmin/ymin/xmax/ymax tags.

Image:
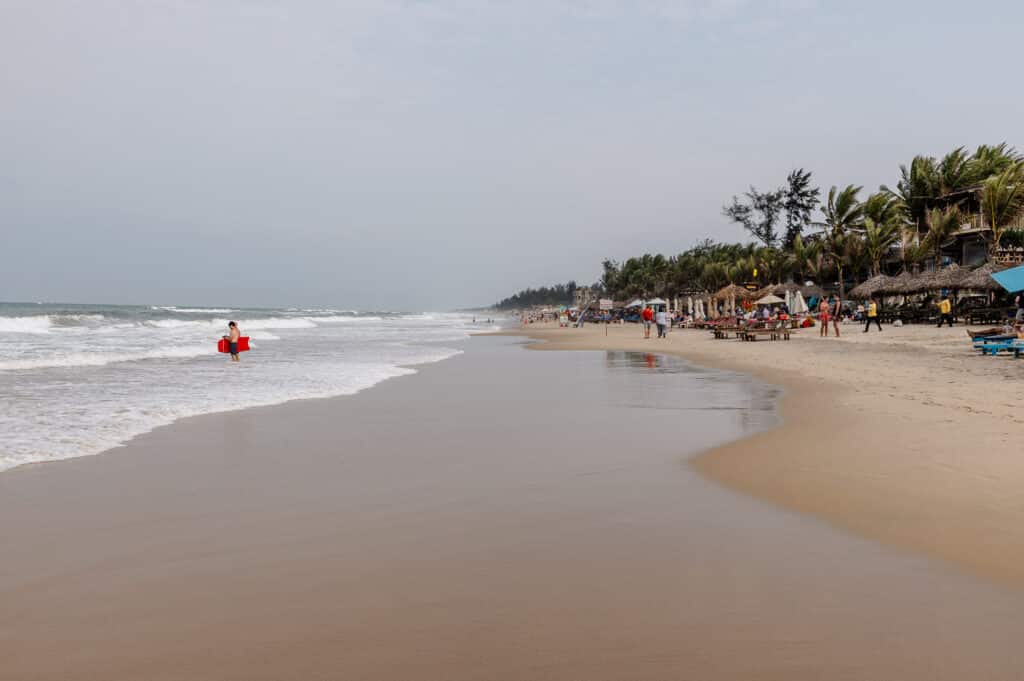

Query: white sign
<box><xmin>599</xmin><ymin>299</ymin><xmax>613</xmax><ymax>310</ymax></box>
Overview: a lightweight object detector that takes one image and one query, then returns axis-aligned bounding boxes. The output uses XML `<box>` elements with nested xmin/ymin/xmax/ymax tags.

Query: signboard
<box><xmin>599</xmin><ymin>298</ymin><xmax>613</xmax><ymax>310</ymax></box>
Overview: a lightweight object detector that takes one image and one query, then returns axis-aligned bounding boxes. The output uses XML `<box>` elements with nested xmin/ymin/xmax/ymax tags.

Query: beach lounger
<box><xmin>972</xmin><ymin>335</ymin><xmax>1017</xmax><ymax>353</ymax></box>
<box><xmin>978</xmin><ymin>340</ymin><xmax>1024</xmax><ymax>357</ymax></box>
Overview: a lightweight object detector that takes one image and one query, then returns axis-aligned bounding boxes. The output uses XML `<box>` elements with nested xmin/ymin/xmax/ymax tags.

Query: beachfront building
<box><xmin>911</xmin><ymin>185</ymin><xmax>1024</xmax><ymax>269</ymax></box>
<box><xmin>573</xmin><ymin>286</ymin><xmax>596</xmax><ymax>310</ymax></box>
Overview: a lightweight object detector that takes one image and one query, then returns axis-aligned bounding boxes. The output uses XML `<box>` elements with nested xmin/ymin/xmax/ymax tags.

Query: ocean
<box><xmin>0</xmin><ymin>302</ymin><xmax>495</xmax><ymax>471</ymax></box>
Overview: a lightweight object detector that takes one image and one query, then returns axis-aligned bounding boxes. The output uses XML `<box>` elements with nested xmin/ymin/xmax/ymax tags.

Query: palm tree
<box><xmin>967</xmin><ymin>143</ymin><xmax>1021</xmax><ymax>183</ymax></box>
<box><xmin>921</xmin><ymin>208</ymin><xmax>962</xmax><ymax>266</ymax></box>
<box><xmin>790</xmin><ymin>235</ymin><xmax>822</xmax><ymax>283</ymax></box>
<box><xmin>980</xmin><ymin>163</ymin><xmax>1024</xmax><ymax>254</ymax></box>
<box><xmin>884</xmin><ymin>156</ymin><xmax>938</xmax><ymax>234</ymax></box>
<box><xmin>820</xmin><ymin>185</ymin><xmax>864</xmax><ymax>301</ymax></box>
<box><xmin>938</xmin><ymin>147</ymin><xmax>974</xmax><ymax>198</ymax></box>
<box><xmin>862</xmin><ymin>191</ymin><xmax>903</xmax><ymax>227</ymax></box>
<box><xmin>754</xmin><ymin>247</ymin><xmax>791</xmax><ymax>284</ymax></box>
<box><xmin>862</xmin><ymin>218</ymin><xmax>898</xmax><ymax>276</ymax></box>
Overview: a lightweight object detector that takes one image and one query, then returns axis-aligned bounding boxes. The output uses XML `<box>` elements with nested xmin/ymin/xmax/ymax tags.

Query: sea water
<box><xmin>0</xmin><ymin>302</ymin><xmax>494</xmax><ymax>471</ymax></box>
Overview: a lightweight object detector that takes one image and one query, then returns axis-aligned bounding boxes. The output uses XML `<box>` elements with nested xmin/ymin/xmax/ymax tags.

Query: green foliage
<box><xmin>503</xmin><ymin>143</ymin><xmax>1023</xmax><ymax>308</ymax></box>
<box><xmin>495</xmin><ymin>281</ymin><xmax>577</xmax><ymax>310</ymax></box>
<box><xmin>723</xmin><ymin>169</ymin><xmax>821</xmax><ymax>249</ymax></box>
<box><xmin>922</xmin><ymin>208</ymin><xmax>962</xmax><ymax>262</ymax></box>
<box><xmin>862</xmin><ymin>218</ymin><xmax>899</xmax><ymax>276</ymax></box>
<box><xmin>981</xmin><ymin>162</ymin><xmax>1024</xmax><ymax>251</ymax></box>
<box><xmin>783</xmin><ymin>169</ymin><xmax>821</xmax><ymax>248</ymax></box>
<box><xmin>1000</xmin><ymin>228</ymin><xmax>1024</xmax><ymax>248</ymax></box>
<box><xmin>723</xmin><ymin>187</ymin><xmax>785</xmax><ymax>248</ymax></box>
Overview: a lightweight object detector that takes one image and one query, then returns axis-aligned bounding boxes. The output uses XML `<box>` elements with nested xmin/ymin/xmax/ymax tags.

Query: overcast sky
<box><xmin>2</xmin><ymin>1</ymin><xmax>1021</xmax><ymax>310</ymax></box>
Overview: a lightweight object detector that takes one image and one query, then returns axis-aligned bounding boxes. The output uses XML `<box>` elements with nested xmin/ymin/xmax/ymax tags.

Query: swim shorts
<box><xmin>229</xmin><ymin>341</ymin><xmax>238</xmax><ymax>355</ymax></box>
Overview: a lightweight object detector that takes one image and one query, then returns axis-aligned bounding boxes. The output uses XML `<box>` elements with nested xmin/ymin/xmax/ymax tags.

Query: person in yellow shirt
<box><xmin>936</xmin><ymin>291</ymin><xmax>954</xmax><ymax>328</ymax></box>
<box><xmin>863</xmin><ymin>297</ymin><xmax>882</xmax><ymax>332</ymax></box>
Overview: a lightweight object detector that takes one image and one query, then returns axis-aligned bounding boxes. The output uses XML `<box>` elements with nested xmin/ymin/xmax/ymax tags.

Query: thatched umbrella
<box><xmin>712</xmin><ymin>283</ymin><xmax>753</xmax><ymax>316</ymax></box>
<box><xmin>909</xmin><ymin>264</ymin><xmax>967</xmax><ymax>293</ymax></box>
<box><xmin>712</xmin><ymin>283</ymin><xmax>753</xmax><ymax>300</ymax></box>
<box><xmin>880</xmin><ymin>271</ymin><xmax>920</xmax><ymax>295</ymax></box>
<box><xmin>961</xmin><ymin>263</ymin><xmax>1006</xmax><ymax>292</ymax></box>
<box><xmin>849</xmin><ymin>274</ymin><xmax>892</xmax><ymax>299</ymax></box>
<box><xmin>773</xmin><ymin>281</ymin><xmax>824</xmax><ymax>300</ymax></box>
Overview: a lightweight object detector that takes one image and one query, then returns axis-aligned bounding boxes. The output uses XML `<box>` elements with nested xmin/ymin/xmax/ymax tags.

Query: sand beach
<box><xmin>4</xmin><ymin>330</ymin><xmax>1024</xmax><ymax>679</ymax></box>
<box><xmin>512</xmin><ymin>322</ymin><xmax>1024</xmax><ymax>588</ymax></box>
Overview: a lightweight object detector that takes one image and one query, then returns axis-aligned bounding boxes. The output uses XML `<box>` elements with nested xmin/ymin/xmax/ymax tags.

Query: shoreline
<box><xmin>0</xmin><ymin>342</ymin><xmax>473</xmax><ymax>477</ymax></box>
<box><xmin>501</xmin><ymin>323</ymin><xmax>1024</xmax><ymax>589</ymax></box>
<box><xmin>5</xmin><ymin>332</ymin><xmax>1024</xmax><ymax>679</ymax></box>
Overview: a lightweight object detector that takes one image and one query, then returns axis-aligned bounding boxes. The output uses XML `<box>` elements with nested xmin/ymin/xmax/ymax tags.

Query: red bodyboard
<box><xmin>218</xmin><ymin>336</ymin><xmax>250</xmax><ymax>353</ymax></box>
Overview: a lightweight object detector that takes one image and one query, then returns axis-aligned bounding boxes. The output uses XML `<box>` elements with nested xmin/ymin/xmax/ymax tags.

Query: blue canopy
<box><xmin>991</xmin><ymin>264</ymin><xmax>1024</xmax><ymax>293</ymax></box>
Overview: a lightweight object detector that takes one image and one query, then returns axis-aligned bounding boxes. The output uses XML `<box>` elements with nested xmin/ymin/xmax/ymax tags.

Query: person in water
<box><xmin>226</xmin><ymin>321</ymin><xmax>241</xmax><ymax>362</ymax></box>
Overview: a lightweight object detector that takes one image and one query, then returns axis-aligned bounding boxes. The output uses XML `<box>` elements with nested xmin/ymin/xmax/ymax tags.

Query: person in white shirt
<box><xmin>655</xmin><ymin>309</ymin><xmax>668</xmax><ymax>338</ymax></box>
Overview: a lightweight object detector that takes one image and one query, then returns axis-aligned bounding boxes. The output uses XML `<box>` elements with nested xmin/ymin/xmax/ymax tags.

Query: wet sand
<box><xmin>3</xmin><ymin>335</ymin><xmax>1024</xmax><ymax>679</ymax></box>
<box><xmin>512</xmin><ymin>322</ymin><xmax>1024</xmax><ymax>589</ymax></box>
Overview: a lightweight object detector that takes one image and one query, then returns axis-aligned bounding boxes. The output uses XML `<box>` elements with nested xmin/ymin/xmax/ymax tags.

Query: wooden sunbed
<box><xmin>741</xmin><ymin>324</ymin><xmax>793</xmax><ymax>341</ymax></box>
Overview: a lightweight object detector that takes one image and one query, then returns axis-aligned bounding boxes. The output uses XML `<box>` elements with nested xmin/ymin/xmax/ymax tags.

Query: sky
<box><xmin>2</xmin><ymin>0</ymin><xmax>1022</xmax><ymax>310</ymax></box>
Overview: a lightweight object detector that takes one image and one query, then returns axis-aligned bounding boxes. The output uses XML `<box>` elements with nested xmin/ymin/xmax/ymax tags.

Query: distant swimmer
<box><xmin>226</xmin><ymin>321</ymin><xmax>241</xmax><ymax>362</ymax></box>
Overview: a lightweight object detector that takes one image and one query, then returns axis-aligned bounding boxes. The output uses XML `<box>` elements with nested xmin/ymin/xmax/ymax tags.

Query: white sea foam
<box><xmin>0</xmin><ymin>345</ymin><xmax>211</xmax><ymax>371</ymax></box>
<box><xmin>0</xmin><ymin>305</ymin><xmax>476</xmax><ymax>472</ymax></box>
<box><xmin>152</xmin><ymin>306</ymin><xmax>236</xmax><ymax>313</ymax></box>
<box><xmin>146</xmin><ymin>317</ymin><xmax>318</xmax><ymax>330</ymax></box>
<box><xmin>0</xmin><ymin>316</ymin><xmax>52</xmax><ymax>334</ymax></box>
<box><xmin>238</xmin><ymin>317</ymin><xmax>318</xmax><ymax>329</ymax></box>
<box><xmin>308</xmin><ymin>315</ymin><xmax>382</xmax><ymax>323</ymax></box>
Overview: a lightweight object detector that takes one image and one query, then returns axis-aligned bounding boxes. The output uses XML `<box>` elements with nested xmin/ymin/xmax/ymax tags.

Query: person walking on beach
<box><xmin>937</xmin><ymin>292</ymin><xmax>954</xmax><ymax>328</ymax></box>
<box><xmin>864</xmin><ymin>298</ymin><xmax>882</xmax><ymax>332</ymax></box>
<box><xmin>655</xmin><ymin>308</ymin><xmax>667</xmax><ymax>338</ymax></box>
<box><xmin>642</xmin><ymin>304</ymin><xmax>654</xmax><ymax>339</ymax></box>
<box><xmin>831</xmin><ymin>296</ymin><xmax>842</xmax><ymax>337</ymax></box>
<box><xmin>225</xmin><ymin>321</ymin><xmax>241</xmax><ymax>362</ymax></box>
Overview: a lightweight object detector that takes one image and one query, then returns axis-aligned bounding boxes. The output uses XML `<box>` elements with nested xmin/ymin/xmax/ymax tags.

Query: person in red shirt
<box><xmin>641</xmin><ymin>305</ymin><xmax>654</xmax><ymax>339</ymax></box>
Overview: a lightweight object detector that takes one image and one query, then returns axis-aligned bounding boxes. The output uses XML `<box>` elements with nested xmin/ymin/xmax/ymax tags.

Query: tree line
<box><xmin>603</xmin><ymin>143</ymin><xmax>1024</xmax><ymax>302</ymax></box>
<box><xmin>494</xmin><ymin>281</ymin><xmax>579</xmax><ymax>310</ymax></box>
<box><xmin>495</xmin><ymin>143</ymin><xmax>1024</xmax><ymax>309</ymax></box>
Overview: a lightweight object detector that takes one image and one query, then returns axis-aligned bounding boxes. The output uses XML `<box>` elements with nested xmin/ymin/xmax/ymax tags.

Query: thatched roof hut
<box><xmin>909</xmin><ymin>264</ymin><xmax>967</xmax><ymax>293</ymax></box>
<box><xmin>961</xmin><ymin>263</ymin><xmax>1006</xmax><ymax>292</ymax></box>
<box><xmin>880</xmin><ymin>271</ymin><xmax>920</xmax><ymax>295</ymax></box>
<box><xmin>848</xmin><ymin>274</ymin><xmax>892</xmax><ymax>299</ymax></box>
<box><xmin>712</xmin><ymin>283</ymin><xmax>754</xmax><ymax>300</ymax></box>
<box><xmin>772</xmin><ymin>281</ymin><xmax>824</xmax><ymax>299</ymax></box>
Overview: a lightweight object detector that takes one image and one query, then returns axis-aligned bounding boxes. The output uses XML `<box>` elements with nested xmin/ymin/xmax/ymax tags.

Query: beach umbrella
<box><xmin>687</xmin><ymin>296</ymin><xmax>693</xmax><ymax>314</ymax></box>
<box><xmin>881</xmin><ymin>271</ymin><xmax>919</xmax><ymax>296</ymax></box>
<box><xmin>646</xmin><ymin>297</ymin><xmax>667</xmax><ymax>306</ymax></box>
<box><xmin>712</xmin><ymin>283</ymin><xmax>754</xmax><ymax>301</ymax></box>
<box><xmin>849</xmin><ymin>274</ymin><xmax>891</xmax><ymax>299</ymax></box>
<box><xmin>755</xmin><ymin>294</ymin><xmax>785</xmax><ymax>305</ymax></box>
<box><xmin>793</xmin><ymin>291</ymin><xmax>808</xmax><ymax>314</ymax></box>
<box><xmin>992</xmin><ymin>263</ymin><xmax>1024</xmax><ymax>292</ymax></box>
